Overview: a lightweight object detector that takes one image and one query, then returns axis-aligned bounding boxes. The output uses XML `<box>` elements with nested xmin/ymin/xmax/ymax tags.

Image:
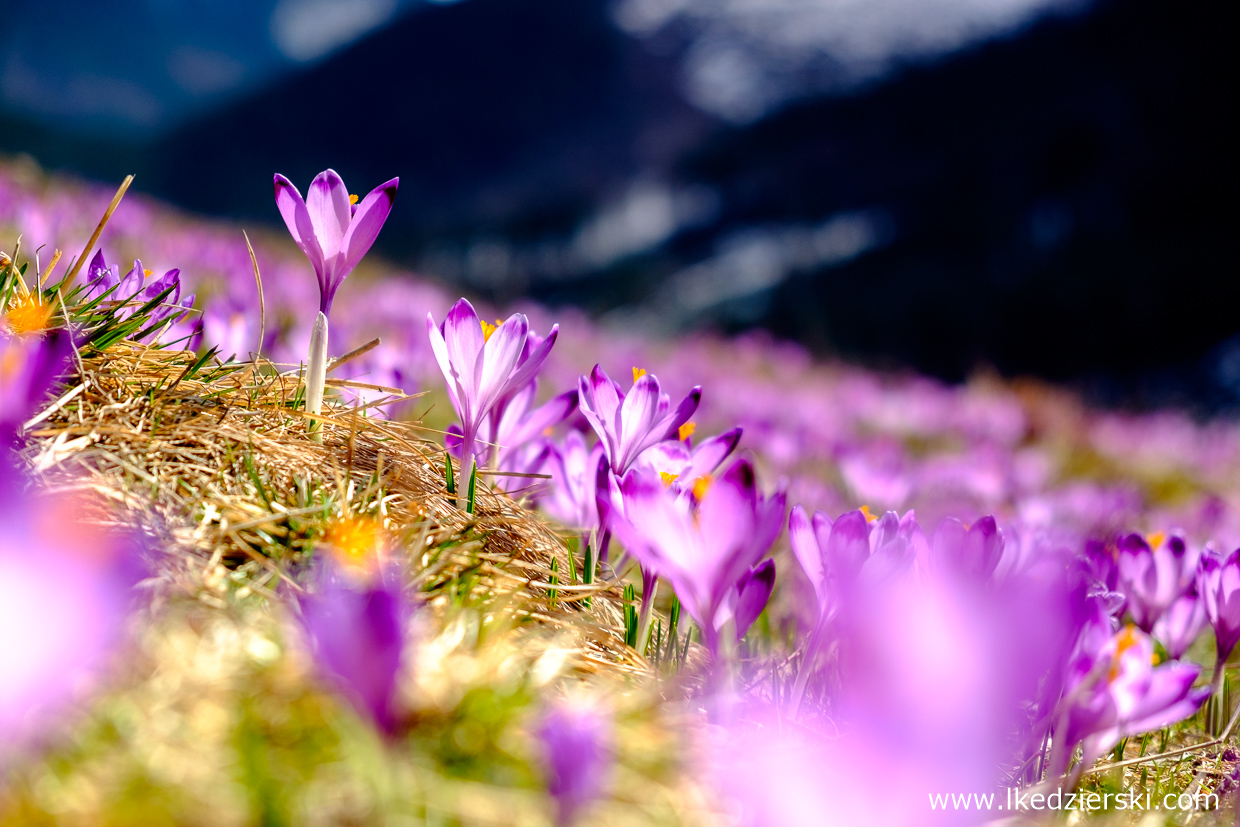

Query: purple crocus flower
<box><xmin>1200</xmin><ymin>548</ymin><xmax>1240</xmax><ymax>687</ymax></box>
<box><xmin>296</xmin><ymin>559</ymin><xmax>412</xmax><ymax>733</ymax></box>
<box><xmin>1152</xmin><ymin>582</ymin><xmax>1207</xmax><ymax>660</ymax></box>
<box><xmin>0</xmin><ymin>329</ymin><xmax>73</xmax><ymax>438</ymax></box>
<box><xmin>428</xmin><ymin>298</ymin><xmax>558</xmax><ymax>502</ymax></box>
<box><xmin>577</xmin><ymin>364</ymin><xmax>700</xmax><ymax>477</ymax></box>
<box><xmin>1051</xmin><ymin>623</ymin><xmax>1208</xmax><ymax>778</ymax></box>
<box><xmin>538</xmin><ymin>699</ymin><xmax>611</xmax><ymax>826</ymax></box>
<box><xmin>612</xmin><ymin>458</ymin><xmax>785</xmax><ymax>655</ymax></box>
<box><xmin>786</xmin><ymin>506</ymin><xmax>919</xmax><ymax>715</ymax></box>
<box><xmin>788</xmin><ymin>506</ymin><xmax>919</xmax><ymax>626</ymax></box>
<box><xmin>273</xmin><ymin>169</ymin><xmax>398</xmax><ymax>316</ymax></box>
<box><xmin>83</xmin><ymin>252</ymin><xmax>195</xmax><ymax>335</ymax></box>
<box><xmin>1116</xmin><ymin>532</ymin><xmax>1199</xmax><ymax>632</ymax></box>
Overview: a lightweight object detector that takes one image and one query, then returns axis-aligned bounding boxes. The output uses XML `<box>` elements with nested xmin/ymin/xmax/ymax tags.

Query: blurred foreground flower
<box><xmin>717</xmin><ymin>542</ymin><xmax>1085</xmax><ymax>826</ymax></box>
<box><xmin>538</xmin><ymin>699</ymin><xmax>611</xmax><ymax>826</ymax></box>
<box><xmin>295</xmin><ymin>555</ymin><xmax>413</xmax><ymax>734</ymax></box>
<box><xmin>0</xmin><ymin>463</ymin><xmax>147</xmax><ymax>745</ymax></box>
<box><xmin>0</xmin><ymin>329</ymin><xmax>73</xmax><ymax>440</ymax></box>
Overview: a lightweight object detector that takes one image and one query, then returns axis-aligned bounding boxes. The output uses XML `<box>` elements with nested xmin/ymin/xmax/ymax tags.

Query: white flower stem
<box><xmin>306</xmin><ymin>311</ymin><xmax>328</xmax><ymax>443</ymax></box>
<box><xmin>636</xmin><ymin>577</ymin><xmax>659</xmax><ymax>655</ymax></box>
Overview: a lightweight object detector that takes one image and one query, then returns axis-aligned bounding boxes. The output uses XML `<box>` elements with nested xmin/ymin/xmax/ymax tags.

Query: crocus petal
<box><xmin>514</xmin><ymin>389</ymin><xmax>578</xmax><ymax>445</ymax></box>
<box><xmin>274</xmin><ymin>174</ymin><xmax>325</xmax><ymax>274</ymax></box>
<box><xmin>426</xmin><ymin>313</ymin><xmax>463</xmax><ymax>415</ymax></box>
<box><xmin>789</xmin><ymin>505</ymin><xmax>827</xmax><ymax>611</ymax></box>
<box><xmin>617</xmin><ymin>374</ymin><xmax>662</xmax><ymax>470</ymax></box>
<box><xmin>499</xmin><ymin>324</ymin><xmax>559</xmax><ymax>401</ymax></box>
<box><xmin>443</xmin><ymin>299</ymin><xmax>485</xmax><ymax>406</ymax></box>
<box><xmin>826</xmin><ymin>510</ymin><xmax>871</xmax><ymax>585</ymax></box>
<box><xmin>661</xmin><ymin>387</ymin><xmax>702</xmax><ymax>441</ymax></box>
<box><xmin>305</xmin><ymin>169</ymin><xmax>351</xmax><ymax>262</ymax></box>
<box><xmin>445</xmin><ymin>424</ymin><xmax>465</xmax><ymax>459</ymax></box>
<box><xmin>475</xmin><ymin>314</ymin><xmax>528</xmax><ymax>414</ymax></box>
<box><xmin>339</xmin><ymin>177</ymin><xmax>398</xmax><ymax>275</ymax></box>
<box><xmin>681</xmin><ymin>427</ymin><xmax>742</xmax><ymax>481</ymax></box>
<box><xmin>733</xmin><ymin>559</ymin><xmax>777</xmax><ymax>640</ymax></box>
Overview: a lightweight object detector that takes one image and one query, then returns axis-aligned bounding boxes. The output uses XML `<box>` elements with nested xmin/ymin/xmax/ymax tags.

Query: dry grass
<box><xmin>19</xmin><ymin>339</ymin><xmax>649</xmax><ymax>681</ymax></box>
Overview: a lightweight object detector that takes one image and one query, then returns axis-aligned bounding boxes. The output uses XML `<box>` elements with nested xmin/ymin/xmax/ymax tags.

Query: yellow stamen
<box><xmin>3</xmin><ymin>293</ymin><xmax>53</xmax><ymax>334</ymax></box>
<box><xmin>324</xmin><ymin>515</ymin><xmax>383</xmax><ymax>573</ymax></box>
<box><xmin>1109</xmin><ymin>624</ymin><xmax>1141</xmax><ymax>682</ymax></box>
<box><xmin>349</xmin><ymin>193</ymin><xmax>359</xmax><ymax>206</ymax></box>
<box><xmin>143</xmin><ymin>269</ymin><xmax>152</xmax><ymax>278</ymax></box>
<box><xmin>632</xmin><ymin>367</ymin><xmax>647</xmax><ymax>383</ymax></box>
<box><xmin>678</xmin><ymin>422</ymin><xmax>696</xmax><ymax>441</ymax></box>
<box><xmin>1146</xmin><ymin>531</ymin><xmax>1165</xmax><ymax>550</ymax></box>
<box><xmin>660</xmin><ymin>471</ymin><xmax>680</xmax><ymax>486</ymax></box>
<box><xmin>859</xmin><ymin>505</ymin><xmax>878</xmax><ymax>523</ymax></box>
<box><xmin>692</xmin><ymin>474</ymin><xmax>713</xmax><ymax>501</ymax></box>
<box><xmin>480</xmin><ymin>319</ymin><xmax>498</xmax><ymax>342</ymax></box>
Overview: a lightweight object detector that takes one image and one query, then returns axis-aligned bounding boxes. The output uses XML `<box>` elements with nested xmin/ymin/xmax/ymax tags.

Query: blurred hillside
<box><xmin>1</xmin><ymin>0</ymin><xmax>1234</xmax><ymax>406</ymax></box>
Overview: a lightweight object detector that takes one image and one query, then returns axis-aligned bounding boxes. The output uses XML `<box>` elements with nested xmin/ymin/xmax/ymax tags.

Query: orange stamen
<box><xmin>480</xmin><ymin>319</ymin><xmax>498</xmax><ymax>342</ymax></box>
<box><xmin>349</xmin><ymin>193</ymin><xmax>359</xmax><ymax>206</ymax></box>
<box><xmin>3</xmin><ymin>293</ymin><xmax>54</xmax><ymax>334</ymax></box>
<box><xmin>692</xmin><ymin>474</ymin><xmax>713</xmax><ymax>501</ymax></box>
<box><xmin>660</xmin><ymin>471</ymin><xmax>680</xmax><ymax>486</ymax></box>
<box><xmin>324</xmin><ymin>515</ymin><xmax>383</xmax><ymax>574</ymax></box>
<box><xmin>632</xmin><ymin>367</ymin><xmax>647</xmax><ymax>383</ymax></box>
<box><xmin>859</xmin><ymin>505</ymin><xmax>878</xmax><ymax>523</ymax></box>
<box><xmin>678</xmin><ymin>422</ymin><xmax>696</xmax><ymax>441</ymax></box>
<box><xmin>1146</xmin><ymin>531</ymin><xmax>1166</xmax><ymax>550</ymax></box>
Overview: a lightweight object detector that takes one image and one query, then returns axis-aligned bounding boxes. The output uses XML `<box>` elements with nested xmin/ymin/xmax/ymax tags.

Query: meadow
<box><xmin>3</xmin><ymin>159</ymin><xmax>1239</xmax><ymax>825</ymax></box>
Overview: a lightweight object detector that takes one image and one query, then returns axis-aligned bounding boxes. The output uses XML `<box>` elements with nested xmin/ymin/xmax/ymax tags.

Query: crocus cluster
<box><xmin>12</xmin><ymin>159</ymin><xmax>1240</xmax><ymax>816</ymax></box>
<box><xmin>82</xmin><ymin>250</ymin><xmax>196</xmax><ymax>336</ymax></box>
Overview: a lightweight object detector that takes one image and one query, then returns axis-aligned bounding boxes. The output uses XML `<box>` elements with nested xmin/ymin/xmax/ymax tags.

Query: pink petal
<box><xmin>305</xmin><ymin>169</ymin><xmax>350</xmax><ymax>262</ymax></box>
<box><xmin>340</xmin><ymin>177</ymin><xmax>398</xmax><ymax>275</ymax></box>
<box><xmin>275</xmin><ymin>174</ymin><xmax>326</xmax><ymax>278</ymax></box>
<box><xmin>475</xmin><ymin>314</ymin><xmax>527</xmax><ymax>414</ymax></box>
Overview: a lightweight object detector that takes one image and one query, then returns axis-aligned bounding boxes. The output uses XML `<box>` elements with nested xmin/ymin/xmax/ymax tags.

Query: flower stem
<box><xmin>306</xmin><ymin>311</ymin><xmax>328</xmax><ymax>444</ymax></box>
<box><xmin>636</xmin><ymin>569</ymin><xmax>659</xmax><ymax>655</ymax></box>
<box><xmin>456</xmin><ymin>441</ymin><xmax>474</xmax><ymax>510</ymax></box>
<box><xmin>707</xmin><ymin>619</ymin><xmax>736</xmax><ymax>724</ymax></box>
<box><xmin>786</xmin><ymin>616</ymin><xmax>827</xmax><ymax>719</ymax></box>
